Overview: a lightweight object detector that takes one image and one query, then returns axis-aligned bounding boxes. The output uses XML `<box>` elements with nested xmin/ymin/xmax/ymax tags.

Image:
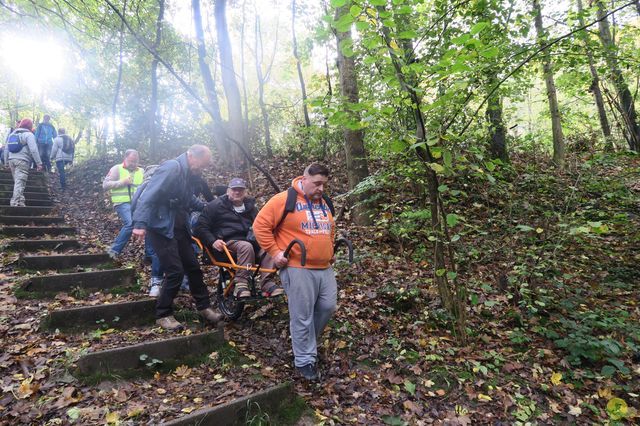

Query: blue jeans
<box><xmin>111</xmin><ymin>202</ymin><xmax>163</xmax><ymax>279</ymax></box>
<box><xmin>37</xmin><ymin>143</ymin><xmax>52</xmax><ymax>172</ymax></box>
<box><xmin>55</xmin><ymin>160</ymin><xmax>69</xmax><ymax>189</ymax></box>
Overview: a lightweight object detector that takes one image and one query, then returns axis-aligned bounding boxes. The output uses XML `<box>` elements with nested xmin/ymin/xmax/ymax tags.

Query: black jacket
<box><xmin>194</xmin><ymin>194</ymin><xmax>257</xmax><ymax>248</ymax></box>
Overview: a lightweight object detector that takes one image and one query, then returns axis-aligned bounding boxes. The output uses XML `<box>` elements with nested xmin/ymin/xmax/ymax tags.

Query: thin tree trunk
<box><xmin>111</xmin><ymin>0</ymin><xmax>127</xmax><ymax>146</ymax></box>
<box><xmin>292</xmin><ymin>0</ymin><xmax>311</xmax><ymax>127</ymax></box>
<box><xmin>594</xmin><ymin>0</ymin><xmax>640</xmax><ymax>151</ymax></box>
<box><xmin>334</xmin><ymin>4</ymin><xmax>372</xmax><ymax>226</ymax></box>
<box><xmin>533</xmin><ymin>0</ymin><xmax>565</xmax><ymax>167</ymax></box>
<box><xmin>192</xmin><ymin>0</ymin><xmax>229</xmax><ymax>158</ymax></box>
<box><xmin>376</xmin><ymin>7</ymin><xmax>466</xmax><ymax>342</ymax></box>
<box><xmin>254</xmin><ymin>15</ymin><xmax>273</xmax><ymax>157</ymax></box>
<box><xmin>576</xmin><ymin>0</ymin><xmax>611</xmax><ymax>148</ymax></box>
<box><xmin>486</xmin><ymin>71</ymin><xmax>508</xmax><ymax>161</ymax></box>
<box><xmin>240</xmin><ymin>0</ymin><xmax>249</xmax><ymax>144</ymax></box>
<box><xmin>149</xmin><ymin>0</ymin><xmax>164</xmax><ymax>157</ymax></box>
<box><xmin>215</xmin><ymin>0</ymin><xmax>245</xmax><ymax>167</ymax></box>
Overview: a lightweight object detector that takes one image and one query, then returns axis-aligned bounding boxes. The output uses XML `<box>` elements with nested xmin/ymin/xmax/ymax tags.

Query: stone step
<box><xmin>0</xmin><ymin>206</ymin><xmax>53</xmax><ymax>216</ymax></box>
<box><xmin>19</xmin><ymin>253</ymin><xmax>113</xmax><ymax>270</ymax></box>
<box><xmin>42</xmin><ymin>298</ymin><xmax>155</xmax><ymax>331</ymax></box>
<box><xmin>76</xmin><ymin>329</ymin><xmax>224</xmax><ymax>377</ymax></box>
<box><xmin>0</xmin><ymin>215</ymin><xmax>64</xmax><ymax>226</ymax></box>
<box><xmin>20</xmin><ymin>268</ymin><xmax>135</xmax><ymax>293</ymax></box>
<box><xmin>164</xmin><ymin>383</ymin><xmax>296</xmax><ymax>426</ymax></box>
<box><xmin>5</xmin><ymin>239</ymin><xmax>80</xmax><ymax>252</ymax></box>
<box><xmin>0</xmin><ymin>226</ymin><xmax>75</xmax><ymax>237</ymax></box>
<box><xmin>0</xmin><ymin>170</ymin><xmax>45</xmax><ymax>177</ymax></box>
<box><xmin>0</xmin><ymin>182</ymin><xmax>48</xmax><ymax>192</ymax></box>
<box><xmin>0</xmin><ymin>175</ymin><xmax>46</xmax><ymax>184</ymax></box>
<box><xmin>0</xmin><ymin>198</ymin><xmax>53</xmax><ymax>207</ymax></box>
<box><xmin>0</xmin><ymin>191</ymin><xmax>51</xmax><ymax>200</ymax></box>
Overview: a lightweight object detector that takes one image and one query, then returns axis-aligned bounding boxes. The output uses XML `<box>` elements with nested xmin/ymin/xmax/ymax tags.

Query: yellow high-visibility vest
<box><xmin>110</xmin><ymin>165</ymin><xmax>144</xmax><ymax>204</ymax></box>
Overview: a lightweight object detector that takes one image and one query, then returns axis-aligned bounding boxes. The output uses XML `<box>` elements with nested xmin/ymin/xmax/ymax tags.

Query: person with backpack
<box><xmin>50</xmin><ymin>128</ymin><xmax>75</xmax><ymax>189</ymax></box>
<box><xmin>131</xmin><ymin>145</ymin><xmax>224</xmax><ymax>331</ymax></box>
<box><xmin>4</xmin><ymin>118</ymin><xmax>43</xmax><ymax>206</ymax></box>
<box><xmin>103</xmin><ymin>149</ymin><xmax>163</xmax><ymax>295</ymax></box>
<box><xmin>194</xmin><ymin>177</ymin><xmax>283</xmax><ymax>299</ymax></box>
<box><xmin>253</xmin><ymin>163</ymin><xmax>336</xmax><ymax>381</ymax></box>
<box><xmin>34</xmin><ymin>115</ymin><xmax>57</xmax><ymax>172</ymax></box>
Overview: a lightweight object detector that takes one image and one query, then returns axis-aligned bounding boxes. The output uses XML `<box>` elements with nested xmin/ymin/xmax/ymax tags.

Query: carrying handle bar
<box><xmin>333</xmin><ymin>238</ymin><xmax>354</xmax><ymax>264</ymax></box>
<box><xmin>283</xmin><ymin>239</ymin><xmax>306</xmax><ymax>267</ymax></box>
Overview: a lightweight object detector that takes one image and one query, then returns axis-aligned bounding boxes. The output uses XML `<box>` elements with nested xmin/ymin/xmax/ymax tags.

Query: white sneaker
<box><xmin>149</xmin><ymin>285</ymin><xmax>161</xmax><ymax>297</ymax></box>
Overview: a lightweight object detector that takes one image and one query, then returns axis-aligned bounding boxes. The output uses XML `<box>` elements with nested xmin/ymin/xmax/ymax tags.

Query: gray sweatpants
<box><xmin>9</xmin><ymin>159</ymin><xmax>30</xmax><ymax>207</ymax></box>
<box><xmin>280</xmin><ymin>266</ymin><xmax>337</xmax><ymax>367</ymax></box>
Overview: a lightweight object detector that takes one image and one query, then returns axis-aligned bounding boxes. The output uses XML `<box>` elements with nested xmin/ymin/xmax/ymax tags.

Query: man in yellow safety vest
<box><xmin>103</xmin><ymin>149</ymin><xmax>163</xmax><ymax>295</ymax></box>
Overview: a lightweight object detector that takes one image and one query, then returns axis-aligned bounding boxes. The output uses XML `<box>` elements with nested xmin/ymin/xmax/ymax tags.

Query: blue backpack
<box><xmin>7</xmin><ymin>131</ymin><xmax>26</xmax><ymax>153</ymax></box>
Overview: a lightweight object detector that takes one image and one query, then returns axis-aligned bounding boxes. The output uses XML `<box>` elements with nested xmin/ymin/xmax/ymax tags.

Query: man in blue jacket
<box><xmin>131</xmin><ymin>145</ymin><xmax>223</xmax><ymax>331</ymax></box>
<box><xmin>34</xmin><ymin>115</ymin><xmax>57</xmax><ymax>172</ymax></box>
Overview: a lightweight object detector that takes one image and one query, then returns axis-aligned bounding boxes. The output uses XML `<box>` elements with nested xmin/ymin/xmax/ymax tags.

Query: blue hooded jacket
<box><xmin>132</xmin><ymin>153</ymin><xmax>204</xmax><ymax>239</ymax></box>
<box><xmin>34</xmin><ymin>122</ymin><xmax>57</xmax><ymax>145</ymax></box>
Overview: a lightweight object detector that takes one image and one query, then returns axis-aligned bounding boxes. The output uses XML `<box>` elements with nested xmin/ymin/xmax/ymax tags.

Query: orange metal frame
<box><xmin>192</xmin><ymin>236</ymin><xmax>277</xmax><ymax>298</ymax></box>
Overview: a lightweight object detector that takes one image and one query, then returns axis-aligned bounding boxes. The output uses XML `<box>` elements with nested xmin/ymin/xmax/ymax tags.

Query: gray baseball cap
<box><xmin>228</xmin><ymin>178</ymin><xmax>247</xmax><ymax>189</ymax></box>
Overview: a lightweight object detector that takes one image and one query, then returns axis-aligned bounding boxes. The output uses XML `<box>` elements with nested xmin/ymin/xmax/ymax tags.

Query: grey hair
<box><xmin>187</xmin><ymin>144</ymin><xmax>211</xmax><ymax>159</ymax></box>
<box><xmin>124</xmin><ymin>149</ymin><xmax>138</xmax><ymax>159</ymax></box>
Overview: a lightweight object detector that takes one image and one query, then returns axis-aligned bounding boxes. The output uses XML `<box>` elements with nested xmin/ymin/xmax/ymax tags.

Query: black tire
<box><xmin>217</xmin><ymin>269</ymin><xmax>244</xmax><ymax>320</ymax></box>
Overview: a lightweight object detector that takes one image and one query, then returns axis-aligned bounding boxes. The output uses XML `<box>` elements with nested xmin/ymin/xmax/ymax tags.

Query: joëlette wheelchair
<box><xmin>192</xmin><ymin>236</ymin><xmax>354</xmax><ymax>320</ymax></box>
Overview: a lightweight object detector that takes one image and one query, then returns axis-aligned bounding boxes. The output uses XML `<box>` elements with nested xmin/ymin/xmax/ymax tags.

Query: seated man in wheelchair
<box><xmin>193</xmin><ymin>178</ymin><xmax>284</xmax><ymax>299</ymax></box>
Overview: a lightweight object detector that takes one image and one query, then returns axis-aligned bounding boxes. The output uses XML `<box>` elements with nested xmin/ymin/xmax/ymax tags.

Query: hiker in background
<box><xmin>34</xmin><ymin>115</ymin><xmax>57</xmax><ymax>172</ymax></box>
<box><xmin>4</xmin><ymin>118</ymin><xmax>43</xmax><ymax>206</ymax></box>
<box><xmin>50</xmin><ymin>128</ymin><xmax>75</xmax><ymax>189</ymax></box>
<box><xmin>1</xmin><ymin>121</ymin><xmax>21</xmax><ymax>166</ymax></box>
<box><xmin>131</xmin><ymin>144</ymin><xmax>223</xmax><ymax>331</ymax></box>
<box><xmin>103</xmin><ymin>149</ymin><xmax>164</xmax><ymax>296</ymax></box>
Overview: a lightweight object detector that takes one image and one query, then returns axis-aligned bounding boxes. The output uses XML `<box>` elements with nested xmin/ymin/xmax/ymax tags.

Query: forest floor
<box><xmin>1</xmin><ymin>150</ymin><xmax>639</xmax><ymax>425</ymax></box>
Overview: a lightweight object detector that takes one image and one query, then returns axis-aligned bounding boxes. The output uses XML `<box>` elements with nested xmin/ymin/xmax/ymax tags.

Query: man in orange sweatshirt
<box><xmin>253</xmin><ymin>163</ymin><xmax>336</xmax><ymax>381</ymax></box>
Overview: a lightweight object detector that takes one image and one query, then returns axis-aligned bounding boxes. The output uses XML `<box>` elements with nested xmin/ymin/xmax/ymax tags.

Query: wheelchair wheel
<box><xmin>216</xmin><ymin>269</ymin><xmax>244</xmax><ymax>320</ymax></box>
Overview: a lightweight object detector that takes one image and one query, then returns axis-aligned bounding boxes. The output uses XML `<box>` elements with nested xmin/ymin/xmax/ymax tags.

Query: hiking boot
<box><xmin>180</xmin><ymin>276</ymin><xmax>190</xmax><ymax>292</ymax></box>
<box><xmin>156</xmin><ymin>316</ymin><xmax>184</xmax><ymax>331</ymax></box>
<box><xmin>149</xmin><ymin>277</ymin><xmax>163</xmax><ymax>297</ymax></box>
<box><xmin>107</xmin><ymin>249</ymin><xmax>119</xmax><ymax>260</ymax></box>
<box><xmin>199</xmin><ymin>308</ymin><xmax>224</xmax><ymax>325</ymax></box>
<box><xmin>296</xmin><ymin>363</ymin><xmax>319</xmax><ymax>381</ymax></box>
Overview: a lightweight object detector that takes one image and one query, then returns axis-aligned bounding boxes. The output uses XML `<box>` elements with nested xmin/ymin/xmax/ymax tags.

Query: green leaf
<box><xmin>436</xmin><ymin>268</ymin><xmax>446</xmax><ymax>277</ymax></box>
<box><xmin>601</xmin><ymin>365</ymin><xmax>616</xmax><ymax>377</ymax></box>
<box><xmin>437</xmin><ymin>185</ymin><xmax>448</xmax><ymax>192</ymax></box>
<box><xmin>397</xmin><ymin>30</ymin><xmax>417</xmax><ymax>39</ymax></box>
<box><xmin>67</xmin><ymin>407</ymin><xmax>81</xmax><ymax>421</ymax></box>
<box><xmin>480</xmin><ymin>46</ymin><xmax>500</xmax><ymax>58</ymax></box>
<box><xmin>451</xmin><ymin>234</ymin><xmax>460</xmax><ymax>242</ymax></box>
<box><xmin>452</xmin><ymin>34</ymin><xmax>471</xmax><ymax>45</ymax></box>
<box><xmin>330</xmin><ymin>0</ymin><xmax>347</xmax><ymax>7</ymax></box>
<box><xmin>355</xmin><ymin>20</ymin><xmax>370</xmax><ymax>31</ymax></box>
<box><xmin>382</xmin><ymin>415</ymin><xmax>407</xmax><ymax>426</ymax></box>
<box><xmin>339</xmin><ymin>38</ymin><xmax>355</xmax><ymax>57</ymax></box>
<box><xmin>370</xmin><ymin>0</ymin><xmax>388</xmax><ymax>6</ymax></box>
<box><xmin>429</xmin><ymin>163</ymin><xmax>445</xmax><ymax>174</ymax></box>
<box><xmin>470</xmin><ymin>21</ymin><xmax>489</xmax><ymax>35</ymax></box>
<box><xmin>515</xmin><ymin>224</ymin><xmax>534</xmax><ymax>232</ymax></box>
<box><xmin>446</xmin><ymin>213</ymin><xmax>458</xmax><ymax>227</ymax></box>
<box><xmin>350</xmin><ymin>5</ymin><xmax>362</xmax><ymax>16</ymax></box>
<box><xmin>443</xmin><ymin>150</ymin><xmax>453</xmax><ymax>168</ymax></box>
<box><xmin>447</xmin><ymin>271</ymin><xmax>457</xmax><ymax>280</ymax></box>
<box><xmin>404</xmin><ymin>380</ymin><xmax>416</xmax><ymax>396</ymax></box>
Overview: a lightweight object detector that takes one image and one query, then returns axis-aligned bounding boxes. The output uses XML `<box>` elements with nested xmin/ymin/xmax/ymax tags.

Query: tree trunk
<box><xmin>594</xmin><ymin>0</ymin><xmax>640</xmax><ymax>151</ymax></box>
<box><xmin>576</xmin><ymin>0</ymin><xmax>611</xmax><ymax>148</ymax></box>
<box><xmin>376</xmin><ymin>7</ymin><xmax>466</xmax><ymax>342</ymax></box>
<box><xmin>149</xmin><ymin>0</ymin><xmax>164</xmax><ymax>157</ymax></box>
<box><xmin>485</xmin><ymin>71</ymin><xmax>508</xmax><ymax>161</ymax></box>
<box><xmin>254</xmin><ymin>15</ymin><xmax>273</xmax><ymax>157</ymax></box>
<box><xmin>111</xmin><ymin>0</ymin><xmax>127</xmax><ymax>147</ymax></box>
<box><xmin>335</xmin><ymin>4</ymin><xmax>372</xmax><ymax>226</ymax></box>
<box><xmin>240</xmin><ymin>0</ymin><xmax>249</xmax><ymax>144</ymax></box>
<box><xmin>215</xmin><ymin>0</ymin><xmax>245</xmax><ymax>167</ymax></box>
<box><xmin>292</xmin><ymin>0</ymin><xmax>311</xmax><ymax>127</ymax></box>
<box><xmin>533</xmin><ymin>0</ymin><xmax>565</xmax><ymax>167</ymax></box>
<box><xmin>192</xmin><ymin>0</ymin><xmax>229</xmax><ymax>158</ymax></box>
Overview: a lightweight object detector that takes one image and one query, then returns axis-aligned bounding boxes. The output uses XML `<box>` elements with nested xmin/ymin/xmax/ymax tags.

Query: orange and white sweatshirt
<box><xmin>253</xmin><ymin>177</ymin><xmax>335</xmax><ymax>269</ymax></box>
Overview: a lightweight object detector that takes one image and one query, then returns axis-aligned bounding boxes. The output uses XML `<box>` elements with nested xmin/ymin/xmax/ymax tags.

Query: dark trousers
<box><xmin>148</xmin><ymin>227</ymin><xmax>211</xmax><ymax>318</ymax></box>
<box><xmin>55</xmin><ymin>160</ymin><xmax>69</xmax><ymax>188</ymax></box>
<box><xmin>37</xmin><ymin>143</ymin><xmax>52</xmax><ymax>172</ymax></box>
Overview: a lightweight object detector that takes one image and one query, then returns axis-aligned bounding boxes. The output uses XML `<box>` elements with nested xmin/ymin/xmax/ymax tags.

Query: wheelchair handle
<box><xmin>333</xmin><ymin>238</ymin><xmax>354</xmax><ymax>264</ymax></box>
<box><xmin>283</xmin><ymin>239</ymin><xmax>306</xmax><ymax>266</ymax></box>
